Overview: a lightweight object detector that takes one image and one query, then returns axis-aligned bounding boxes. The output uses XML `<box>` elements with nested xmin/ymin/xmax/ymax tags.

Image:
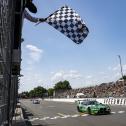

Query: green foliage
<box><xmin>29</xmin><ymin>86</ymin><xmax>47</xmax><ymax>98</ymax></box>
<box><xmin>20</xmin><ymin>91</ymin><xmax>29</xmax><ymax>98</ymax></box>
<box><xmin>119</xmin><ymin>75</ymin><xmax>126</xmax><ymax>80</ymax></box>
<box><xmin>48</xmin><ymin>88</ymin><xmax>54</xmax><ymax>96</ymax></box>
<box><xmin>54</xmin><ymin>80</ymin><xmax>72</xmax><ymax>90</ymax></box>
<box><xmin>20</xmin><ymin>81</ymin><xmax>72</xmax><ymax>98</ymax></box>
<box><xmin>29</xmin><ymin>90</ymin><xmax>35</xmax><ymax>97</ymax></box>
<box><xmin>123</xmin><ymin>75</ymin><xmax>126</xmax><ymax>80</ymax></box>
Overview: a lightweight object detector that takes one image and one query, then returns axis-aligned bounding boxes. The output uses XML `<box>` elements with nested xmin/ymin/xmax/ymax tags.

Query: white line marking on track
<box><xmin>81</xmin><ymin>114</ymin><xmax>89</xmax><ymax>116</ymax></box>
<box><xmin>38</xmin><ymin>117</ymin><xmax>50</xmax><ymax>120</ymax></box>
<box><xmin>60</xmin><ymin>116</ymin><xmax>68</xmax><ymax>118</ymax></box>
<box><xmin>111</xmin><ymin>112</ymin><xmax>116</xmax><ymax>114</ymax></box>
<box><xmin>50</xmin><ymin>116</ymin><xmax>60</xmax><ymax>119</ymax></box>
<box><xmin>43</xmin><ymin>117</ymin><xmax>50</xmax><ymax>119</ymax></box>
<box><xmin>28</xmin><ymin>110</ymin><xmax>125</xmax><ymax>122</ymax></box>
<box><xmin>57</xmin><ymin>113</ymin><xmax>66</xmax><ymax>117</ymax></box>
<box><xmin>118</xmin><ymin>111</ymin><xmax>125</xmax><ymax>113</ymax></box>
<box><xmin>39</xmin><ymin>118</ymin><xmax>46</xmax><ymax>120</ymax></box>
<box><xmin>71</xmin><ymin>114</ymin><xmax>80</xmax><ymax>117</ymax></box>
<box><xmin>64</xmin><ymin>115</ymin><xmax>71</xmax><ymax>118</ymax></box>
<box><xmin>29</xmin><ymin>118</ymin><xmax>39</xmax><ymax>121</ymax></box>
<box><xmin>50</xmin><ymin>117</ymin><xmax>57</xmax><ymax>119</ymax></box>
<box><xmin>47</xmin><ymin>106</ymin><xmax>56</xmax><ymax>108</ymax></box>
<box><xmin>54</xmin><ymin>116</ymin><xmax>61</xmax><ymax>118</ymax></box>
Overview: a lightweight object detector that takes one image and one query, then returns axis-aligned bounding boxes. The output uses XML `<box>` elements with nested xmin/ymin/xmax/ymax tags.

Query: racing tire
<box><xmin>87</xmin><ymin>107</ymin><xmax>91</xmax><ymax>114</ymax></box>
<box><xmin>77</xmin><ymin>106</ymin><xmax>81</xmax><ymax>112</ymax></box>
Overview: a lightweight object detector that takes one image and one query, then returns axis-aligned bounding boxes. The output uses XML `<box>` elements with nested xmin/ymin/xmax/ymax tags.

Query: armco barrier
<box><xmin>44</xmin><ymin>98</ymin><xmax>126</xmax><ymax>105</ymax></box>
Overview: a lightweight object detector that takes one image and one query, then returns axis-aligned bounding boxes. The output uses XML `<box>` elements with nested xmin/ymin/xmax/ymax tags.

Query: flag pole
<box><xmin>35</xmin><ymin>7</ymin><xmax>60</xmax><ymax>26</ymax></box>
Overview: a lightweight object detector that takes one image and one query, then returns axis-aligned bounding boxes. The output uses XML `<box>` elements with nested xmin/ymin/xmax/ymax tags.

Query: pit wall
<box><xmin>44</xmin><ymin>98</ymin><xmax>126</xmax><ymax>105</ymax></box>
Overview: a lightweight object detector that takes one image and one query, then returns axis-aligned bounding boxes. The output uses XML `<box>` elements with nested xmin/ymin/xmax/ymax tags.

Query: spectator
<box><xmin>24</xmin><ymin>0</ymin><xmax>46</xmax><ymax>23</ymax></box>
<box><xmin>23</xmin><ymin>9</ymin><xmax>46</xmax><ymax>23</ymax></box>
<box><xmin>54</xmin><ymin>80</ymin><xmax>125</xmax><ymax>98</ymax></box>
<box><xmin>25</xmin><ymin>0</ymin><xmax>37</xmax><ymax>14</ymax></box>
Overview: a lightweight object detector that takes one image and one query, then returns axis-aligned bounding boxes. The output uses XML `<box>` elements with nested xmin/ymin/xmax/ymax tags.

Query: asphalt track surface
<box><xmin>21</xmin><ymin>99</ymin><xmax>126</xmax><ymax>126</ymax></box>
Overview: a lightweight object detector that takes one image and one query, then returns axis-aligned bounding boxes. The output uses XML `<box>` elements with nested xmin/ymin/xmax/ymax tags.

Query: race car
<box><xmin>76</xmin><ymin>100</ymin><xmax>111</xmax><ymax>115</ymax></box>
<box><xmin>32</xmin><ymin>99</ymin><xmax>40</xmax><ymax>104</ymax></box>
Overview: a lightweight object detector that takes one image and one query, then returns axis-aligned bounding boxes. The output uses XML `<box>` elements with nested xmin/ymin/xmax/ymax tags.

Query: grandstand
<box><xmin>54</xmin><ymin>80</ymin><xmax>126</xmax><ymax>98</ymax></box>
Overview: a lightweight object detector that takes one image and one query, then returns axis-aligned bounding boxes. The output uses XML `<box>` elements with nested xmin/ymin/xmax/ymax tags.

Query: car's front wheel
<box><xmin>77</xmin><ymin>106</ymin><xmax>81</xmax><ymax>112</ymax></box>
<box><xmin>87</xmin><ymin>107</ymin><xmax>91</xmax><ymax>114</ymax></box>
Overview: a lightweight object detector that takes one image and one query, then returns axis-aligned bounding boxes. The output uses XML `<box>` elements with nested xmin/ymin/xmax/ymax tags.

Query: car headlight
<box><xmin>106</xmin><ymin>106</ymin><xmax>110</xmax><ymax>110</ymax></box>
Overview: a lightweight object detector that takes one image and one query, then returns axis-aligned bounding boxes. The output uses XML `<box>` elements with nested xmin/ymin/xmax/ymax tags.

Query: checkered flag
<box><xmin>46</xmin><ymin>5</ymin><xmax>89</xmax><ymax>44</ymax></box>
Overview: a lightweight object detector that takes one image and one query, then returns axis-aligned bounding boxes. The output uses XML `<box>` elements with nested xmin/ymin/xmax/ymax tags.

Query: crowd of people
<box><xmin>55</xmin><ymin>80</ymin><xmax>126</xmax><ymax>98</ymax></box>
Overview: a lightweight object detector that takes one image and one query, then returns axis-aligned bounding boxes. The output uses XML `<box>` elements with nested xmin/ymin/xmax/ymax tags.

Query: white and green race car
<box><xmin>76</xmin><ymin>100</ymin><xmax>111</xmax><ymax>115</ymax></box>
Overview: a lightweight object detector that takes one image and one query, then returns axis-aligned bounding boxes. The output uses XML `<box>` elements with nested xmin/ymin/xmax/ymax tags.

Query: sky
<box><xmin>19</xmin><ymin>0</ymin><xmax>126</xmax><ymax>92</ymax></box>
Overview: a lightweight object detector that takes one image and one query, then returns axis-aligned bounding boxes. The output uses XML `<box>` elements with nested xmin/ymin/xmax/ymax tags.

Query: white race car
<box><xmin>32</xmin><ymin>99</ymin><xmax>40</xmax><ymax>104</ymax></box>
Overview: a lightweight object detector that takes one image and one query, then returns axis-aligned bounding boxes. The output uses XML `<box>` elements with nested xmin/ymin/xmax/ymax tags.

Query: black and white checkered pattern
<box><xmin>46</xmin><ymin>5</ymin><xmax>89</xmax><ymax>44</ymax></box>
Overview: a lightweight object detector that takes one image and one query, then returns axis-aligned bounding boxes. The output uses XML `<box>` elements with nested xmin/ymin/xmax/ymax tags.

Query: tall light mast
<box><xmin>118</xmin><ymin>55</ymin><xmax>124</xmax><ymax>79</ymax></box>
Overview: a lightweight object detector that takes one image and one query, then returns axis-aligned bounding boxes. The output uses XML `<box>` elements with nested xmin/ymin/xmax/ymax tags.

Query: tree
<box><xmin>63</xmin><ymin>80</ymin><xmax>72</xmax><ymax>89</ymax></box>
<box><xmin>54</xmin><ymin>80</ymin><xmax>72</xmax><ymax>90</ymax></box>
<box><xmin>29</xmin><ymin>86</ymin><xmax>47</xmax><ymax>98</ymax></box>
<box><xmin>119</xmin><ymin>75</ymin><xmax>126</xmax><ymax>80</ymax></box>
<box><xmin>29</xmin><ymin>90</ymin><xmax>35</xmax><ymax>98</ymax></box>
<box><xmin>123</xmin><ymin>75</ymin><xmax>126</xmax><ymax>80</ymax></box>
<box><xmin>34</xmin><ymin>86</ymin><xmax>47</xmax><ymax>97</ymax></box>
<box><xmin>20</xmin><ymin>91</ymin><xmax>29</xmax><ymax>98</ymax></box>
<box><xmin>48</xmin><ymin>88</ymin><xmax>54</xmax><ymax>96</ymax></box>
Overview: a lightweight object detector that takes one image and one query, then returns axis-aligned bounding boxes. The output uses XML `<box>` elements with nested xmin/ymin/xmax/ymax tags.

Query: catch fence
<box><xmin>0</xmin><ymin>0</ymin><xmax>23</xmax><ymax>125</ymax></box>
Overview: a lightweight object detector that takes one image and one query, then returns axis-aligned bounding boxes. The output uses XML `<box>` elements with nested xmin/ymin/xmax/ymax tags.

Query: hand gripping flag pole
<box><xmin>37</xmin><ymin>5</ymin><xmax>89</xmax><ymax>44</ymax></box>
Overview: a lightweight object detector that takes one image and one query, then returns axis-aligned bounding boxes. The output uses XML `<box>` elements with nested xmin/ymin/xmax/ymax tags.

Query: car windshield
<box><xmin>89</xmin><ymin>101</ymin><xmax>99</xmax><ymax>105</ymax></box>
<box><xmin>81</xmin><ymin>101</ymin><xmax>99</xmax><ymax>105</ymax></box>
<box><xmin>81</xmin><ymin>101</ymin><xmax>90</xmax><ymax>105</ymax></box>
